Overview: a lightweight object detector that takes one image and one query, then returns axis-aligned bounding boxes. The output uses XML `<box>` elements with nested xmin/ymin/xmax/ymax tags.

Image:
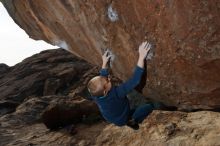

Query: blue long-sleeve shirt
<box><xmin>91</xmin><ymin>66</ymin><xmax>144</xmax><ymax>126</ymax></box>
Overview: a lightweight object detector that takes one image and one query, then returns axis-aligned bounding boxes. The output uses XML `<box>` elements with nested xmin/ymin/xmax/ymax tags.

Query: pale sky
<box><xmin>0</xmin><ymin>2</ymin><xmax>58</xmax><ymax>66</ymax></box>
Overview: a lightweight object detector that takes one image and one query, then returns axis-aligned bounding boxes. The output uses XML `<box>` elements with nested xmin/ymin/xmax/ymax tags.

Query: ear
<box><xmin>103</xmin><ymin>90</ymin><xmax>107</xmax><ymax>96</ymax></box>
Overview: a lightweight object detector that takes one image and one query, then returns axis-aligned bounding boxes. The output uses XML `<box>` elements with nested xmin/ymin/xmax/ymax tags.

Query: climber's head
<box><xmin>87</xmin><ymin>76</ymin><xmax>112</xmax><ymax>97</ymax></box>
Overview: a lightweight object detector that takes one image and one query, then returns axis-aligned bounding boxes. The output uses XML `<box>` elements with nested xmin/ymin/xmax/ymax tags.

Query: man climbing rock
<box><xmin>87</xmin><ymin>41</ymin><xmax>155</xmax><ymax>130</ymax></box>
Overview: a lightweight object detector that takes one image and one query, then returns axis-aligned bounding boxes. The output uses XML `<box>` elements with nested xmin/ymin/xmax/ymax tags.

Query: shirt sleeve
<box><xmin>99</xmin><ymin>68</ymin><xmax>109</xmax><ymax>77</ymax></box>
<box><xmin>115</xmin><ymin>66</ymin><xmax>145</xmax><ymax>98</ymax></box>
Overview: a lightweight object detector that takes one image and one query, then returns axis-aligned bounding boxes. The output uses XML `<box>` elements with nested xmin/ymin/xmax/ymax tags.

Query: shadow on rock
<box><xmin>41</xmin><ymin>98</ymin><xmax>102</xmax><ymax>130</ymax></box>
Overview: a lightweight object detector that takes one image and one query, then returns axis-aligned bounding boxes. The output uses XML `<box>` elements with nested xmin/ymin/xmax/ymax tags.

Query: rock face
<box><xmin>2</xmin><ymin>108</ymin><xmax>220</xmax><ymax>145</ymax></box>
<box><xmin>0</xmin><ymin>48</ymin><xmax>96</xmax><ymax>116</ymax></box>
<box><xmin>42</xmin><ymin>97</ymin><xmax>100</xmax><ymax>130</ymax></box>
<box><xmin>0</xmin><ymin>49</ymin><xmax>104</xmax><ymax>145</ymax></box>
<box><xmin>2</xmin><ymin>0</ymin><xmax>220</xmax><ymax>110</ymax></box>
<box><xmin>0</xmin><ymin>95</ymin><xmax>103</xmax><ymax>146</ymax></box>
<box><xmin>0</xmin><ymin>63</ymin><xmax>10</xmax><ymax>74</ymax></box>
<box><xmin>96</xmin><ymin>111</ymin><xmax>220</xmax><ymax>146</ymax></box>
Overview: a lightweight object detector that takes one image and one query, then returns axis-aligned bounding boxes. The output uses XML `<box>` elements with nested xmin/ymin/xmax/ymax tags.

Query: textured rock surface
<box><xmin>1</xmin><ymin>109</ymin><xmax>220</xmax><ymax>146</ymax></box>
<box><xmin>0</xmin><ymin>48</ymin><xmax>97</xmax><ymax>116</ymax></box>
<box><xmin>0</xmin><ymin>49</ymin><xmax>104</xmax><ymax>145</ymax></box>
<box><xmin>42</xmin><ymin>97</ymin><xmax>100</xmax><ymax>130</ymax></box>
<box><xmin>0</xmin><ymin>63</ymin><xmax>10</xmax><ymax>74</ymax></box>
<box><xmin>96</xmin><ymin>111</ymin><xmax>220</xmax><ymax>146</ymax></box>
<box><xmin>2</xmin><ymin>0</ymin><xmax>220</xmax><ymax>110</ymax></box>
<box><xmin>0</xmin><ymin>49</ymin><xmax>220</xmax><ymax>146</ymax></box>
<box><xmin>0</xmin><ymin>95</ymin><xmax>104</xmax><ymax>146</ymax></box>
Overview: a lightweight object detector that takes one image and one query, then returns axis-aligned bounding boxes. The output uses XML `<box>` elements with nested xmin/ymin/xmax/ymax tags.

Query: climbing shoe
<box><xmin>126</xmin><ymin>119</ymin><xmax>139</xmax><ymax>130</ymax></box>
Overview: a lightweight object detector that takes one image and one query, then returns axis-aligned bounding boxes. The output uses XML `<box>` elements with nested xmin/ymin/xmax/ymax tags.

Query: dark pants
<box><xmin>130</xmin><ymin>103</ymin><xmax>154</xmax><ymax>123</ymax></box>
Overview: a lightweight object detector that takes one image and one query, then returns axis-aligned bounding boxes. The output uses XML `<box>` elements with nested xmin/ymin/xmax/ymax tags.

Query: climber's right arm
<box><xmin>115</xmin><ymin>41</ymin><xmax>151</xmax><ymax>98</ymax></box>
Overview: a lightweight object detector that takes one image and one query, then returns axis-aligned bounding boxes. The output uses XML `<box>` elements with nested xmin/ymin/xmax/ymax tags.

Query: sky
<box><xmin>0</xmin><ymin>2</ymin><xmax>58</xmax><ymax>66</ymax></box>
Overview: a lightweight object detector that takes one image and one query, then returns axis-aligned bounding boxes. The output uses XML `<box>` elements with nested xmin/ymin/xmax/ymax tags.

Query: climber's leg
<box><xmin>132</xmin><ymin>103</ymin><xmax>154</xmax><ymax>123</ymax></box>
<box><xmin>126</xmin><ymin>108</ymin><xmax>139</xmax><ymax>130</ymax></box>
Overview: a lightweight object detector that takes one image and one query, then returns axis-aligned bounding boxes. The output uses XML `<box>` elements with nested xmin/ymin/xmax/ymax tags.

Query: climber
<box><xmin>87</xmin><ymin>41</ymin><xmax>154</xmax><ymax>130</ymax></box>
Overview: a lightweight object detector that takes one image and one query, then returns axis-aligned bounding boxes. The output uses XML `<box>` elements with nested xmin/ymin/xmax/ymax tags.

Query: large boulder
<box><xmin>41</xmin><ymin>97</ymin><xmax>101</xmax><ymax>130</ymax></box>
<box><xmin>2</xmin><ymin>0</ymin><xmax>220</xmax><ymax>110</ymax></box>
<box><xmin>0</xmin><ymin>49</ymin><xmax>96</xmax><ymax>116</ymax></box>
<box><xmin>0</xmin><ymin>95</ymin><xmax>100</xmax><ymax>128</ymax></box>
<box><xmin>0</xmin><ymin>95</ymin><xmax>103</xmax><ymax>146</ymax></box>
